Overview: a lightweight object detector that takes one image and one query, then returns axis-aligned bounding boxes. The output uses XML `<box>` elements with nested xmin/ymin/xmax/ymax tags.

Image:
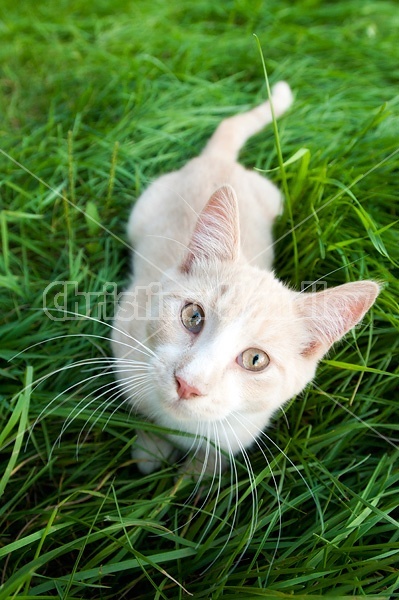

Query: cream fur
<box><xmin>111</xmin><ymin>82</ymin><xmax>379</xmax><ymax>475</ymax></box>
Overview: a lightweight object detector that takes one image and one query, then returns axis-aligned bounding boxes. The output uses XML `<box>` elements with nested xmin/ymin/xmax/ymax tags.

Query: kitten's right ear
<box><xmin>181</xmin><ymin>184</ymin><xmax>240</xmax><ymax>273</ymax></box>
<box><xmin>297</xmin><ymin>280</ymin><xmax>380</xmax><ymax>360</ymax></box>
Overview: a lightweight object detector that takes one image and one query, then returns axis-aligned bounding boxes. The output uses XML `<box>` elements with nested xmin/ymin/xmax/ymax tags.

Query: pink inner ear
<box><xmin>181</xmin><ymin>184</ymin><xmax>240</xmax><ymax>273</ymax></box>
<box><xmin>301</xmin><ymin>339</ymin><xmax>320</xmax><ymax>358</ymax></box>
<box><xmin>299</xmin><ymin>281</ymin><xmax>380</xmax><ymax>358</ymax></box>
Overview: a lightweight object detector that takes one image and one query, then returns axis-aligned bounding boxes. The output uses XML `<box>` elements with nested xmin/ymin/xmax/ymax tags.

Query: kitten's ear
<box><xmin>297</xmin><ymin>281</ymin><xmax>380</xmax><ymax>359</ymax></box>
<box><xmin>181</xmin><ymin>184</ymin><xmax>240</xmax><ymax>272</ymax></box>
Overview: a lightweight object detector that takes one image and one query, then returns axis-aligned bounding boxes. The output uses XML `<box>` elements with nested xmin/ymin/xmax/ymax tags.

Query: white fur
<box><xmin>111</xmin><ymin>82</ymin><xmax>379</xmax><ymax>474</ymax></box>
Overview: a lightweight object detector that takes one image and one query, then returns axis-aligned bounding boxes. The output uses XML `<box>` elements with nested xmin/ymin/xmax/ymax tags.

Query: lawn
<box><xmin>1</xmin><ymin>0</ymin><xmax>398</xmax><ymax>598</ymax></box>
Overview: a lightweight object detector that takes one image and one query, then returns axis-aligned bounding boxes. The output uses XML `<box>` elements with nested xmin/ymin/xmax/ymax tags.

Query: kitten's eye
<box><xmin>181</xmin><ymin>303</ymin><xmax>205</xmax><ymax>334</ymax></box>
<box><xmin>238</xmin><ymin>348</ymin><xmax>270</xmax><ymax>372</ymax></box>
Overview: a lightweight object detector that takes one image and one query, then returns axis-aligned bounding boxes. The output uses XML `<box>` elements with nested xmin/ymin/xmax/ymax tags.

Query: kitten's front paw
<box><xmin>177</xmin><ymin>450</ymin><xmax>228</xmax><ymax>483</ymax></box>
<box><xmin>132</xmin><ymin>430</ymin><xmax>177</xmax><ymax>474</ymax></box>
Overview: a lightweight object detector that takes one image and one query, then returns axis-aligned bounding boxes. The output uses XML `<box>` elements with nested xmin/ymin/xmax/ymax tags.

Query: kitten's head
<box><xmin>123</xmin><ymin>186</ymin><xmax>379</xmax><ymax>435</ymax></box>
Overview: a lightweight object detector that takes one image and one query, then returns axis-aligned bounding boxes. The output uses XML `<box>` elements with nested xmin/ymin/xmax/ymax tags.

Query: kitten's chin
<box><xmin>162</xmin><ymin>393</ymin><xmax>229</xmax><ymax>423</ymax></box>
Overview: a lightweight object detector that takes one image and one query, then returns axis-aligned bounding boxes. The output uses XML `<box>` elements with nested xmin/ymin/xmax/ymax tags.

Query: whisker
<box><xmin>225</xmin><ymin>420</ymin><xmax>259</xmax><ymax>552</ymax></box>
<box><xmin>228</xmin><ymin>413</ymin><xmax>285</xmax><ymax>582</ymax></box>
<box><xmin>29</xmin><ymin>361</ymin><xmax>150</xmax><ymax>432</ymax></box>
<box><xmin>313</xmin><ymin>383</ymin><xmax>399</xmax><ymax>451</ymax></box>
<box><xmin>248</xmin><ymin>145</ymin><xmax>399</xmax><ymax>266</ymax></box>
<box><xmin>299</xmin><ymin>256</ymin><xmax>367</xmax><ymax>293</ymax></box>
<box><xmin>14</xmin><ymin>331</ymin><xmax>156</xmax><ymax>362</ymax></box>
<box><xmin>144</xmin><ymin>234</ymin><xmax>196</xmax><ymax>256</ymax></box>
<box><xmin>66</xmin><ymin>370</ymin><xmax>152</xmax><ymax>436</ymax></box>
<box><xmin>11</xmin><ymin>308</ymin><xmax>159</xmax><ymax>361</ymax></box>
<box><xmin>26</xmin><ymin>353</ymin><xmax>152</xmax><ymax>451</ymax></box>
<box><xmin>223</xmin><ymin>420</ymin><xmax>240</xmax><ymax>546</ymax></box>
<box><xmin>182</xmin><ymin>423</ymin><xmax>220</xmax><ymax>529</ymax></box>
<box><xmin>235</xmin><ymin>412</ymin><xmax>316</xmax><ymax>499</ymax></box>
<box><xmin>196</xmin><ymin>422</ymin><xmax>223</xmax><ymax>547</ymax></box>
<box><xmin>231</xmin><ymin>406</ymin><xmax>320</xmax><ymax>580</ymax></box>
<box><xmin>51</xmin><ymin>371</ymin><xmax>152</xmax><ymax>454</ymax></box>
<box><xmin>102</xmin><ymin>379</ymin><xmax>155</xmax><ymax>430</ymax></box>
<box><xmin>77</xmin><ymin>380</ymin><xmax>155</xmax><ymax>452</ymax></box>
<box><xmin>0</xmin><ymin>147</ymin><xmax>197</xmax><ymax>293</ymax></box>
<box><xmin>198</xmin><ymin>420</ymin><xmax>239</xmax><ymax>575</ymax></box>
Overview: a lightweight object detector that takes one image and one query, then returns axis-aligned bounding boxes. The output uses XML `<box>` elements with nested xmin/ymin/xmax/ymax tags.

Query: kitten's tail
<box><xmin>201</xmin><ymin>81</ymin><xmax>293</xmax><ymax>161</ymax></box>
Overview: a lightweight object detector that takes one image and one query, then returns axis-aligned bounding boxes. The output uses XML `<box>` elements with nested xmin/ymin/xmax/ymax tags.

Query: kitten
<box><xmin>111</xmin><ymin>82</ymin><xmax>379</xmax><ymax>476</ymax></box>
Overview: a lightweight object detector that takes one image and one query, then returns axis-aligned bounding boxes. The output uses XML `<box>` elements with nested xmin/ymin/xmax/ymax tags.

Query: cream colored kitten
<box><xmin>111</xmin><ymin>82</ymin><xmax>379</xmax><ymax>476</ymax></box>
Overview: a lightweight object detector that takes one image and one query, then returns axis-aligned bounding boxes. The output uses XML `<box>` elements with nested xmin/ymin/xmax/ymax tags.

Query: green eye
<box><xmin>238</xmin><ymin>348</ymin><xmax>270</xmax><ymax>372</ymax></box>
<box><xmin>181</xmin><ymin>303</ymin><xmax>205</xmax><ymax>334</ymax></box>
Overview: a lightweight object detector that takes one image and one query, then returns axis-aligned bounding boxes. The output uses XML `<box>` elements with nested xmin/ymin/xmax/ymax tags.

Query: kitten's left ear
<box><xmin>297</xmin><ymin>281</ymin><xmax>380</xmax><ymax>359</ymax></box>
<box><xmin>181</xmin><ymin>184</ymin><xmax>240</xmax><ymax>273</ymax></box>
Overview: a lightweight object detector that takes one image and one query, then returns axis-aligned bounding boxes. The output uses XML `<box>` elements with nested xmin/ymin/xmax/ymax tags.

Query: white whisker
<box><xmin>249</xmin><ymin>146</ymin><xmax>399</xmax><ymax>265</ymax></box>
<box><xmin>0</xmin><ymin>147</ymin><xmax>194</xmax><ymax>292</ymax></box>
<box><xmin>198</xmin><ymin>420</ymin><xmax>240</xmax><ymax>575</ymax></box>
<box><xmin>313</xmin><ymin>383</ymin><xmax>399</xmax><ymax>451</ymax></box>
<box><xmin>196</xmin><ymin>422</ymin><xmax>223</xmax><ymax>548</ymax></box>
<box><xmin>29</xmin><ymin>360</ymin><xmax>150</xmax><ymax>436</ymax></box>
<box><xmin>233</xmin><ymin>411</ymin><xmax>322</xmax><ymax>538</ymax></box>
<box><xmin>225</xmin><ymin>419</ymin><xmax>259</xmax><ymax>556</ymax></box>
<box><xmin>51</xmin><ymin>371</ymin><xmax>153</xmax><ymax>455</ymax></box>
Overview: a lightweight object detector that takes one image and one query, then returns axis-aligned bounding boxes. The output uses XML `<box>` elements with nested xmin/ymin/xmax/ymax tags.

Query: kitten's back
<box><xmin>128</xmin><ymin>83</ymin><xmax>293</xmax><ymax>278</ymax></box>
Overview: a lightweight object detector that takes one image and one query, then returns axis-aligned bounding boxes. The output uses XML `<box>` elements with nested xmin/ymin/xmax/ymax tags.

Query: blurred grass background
<box><xmin>1</xmin><ymin>0</ymin><xmax>398</xmax><ymax>597</ymax></box>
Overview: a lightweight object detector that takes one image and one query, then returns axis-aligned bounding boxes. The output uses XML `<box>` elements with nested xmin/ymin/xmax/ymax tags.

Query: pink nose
<box><xmin>175</xmin><ymin>376</ymin><xmax>202</xmax><ymax>400</ymax></box>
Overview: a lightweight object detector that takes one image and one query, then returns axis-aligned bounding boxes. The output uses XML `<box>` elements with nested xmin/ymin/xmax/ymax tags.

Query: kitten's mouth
<box><xmin>174</xmin><ymin>397</ymin><xmax>202</xmax><ymax>418</ymax></box>
<box><xmin>168</xmin><ymin>389</ymin><xmax>227</xmax><ymax>422</ymax></box>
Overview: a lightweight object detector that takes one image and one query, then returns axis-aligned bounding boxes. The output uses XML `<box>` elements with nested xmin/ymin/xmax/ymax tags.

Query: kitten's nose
<box><xmin>175</xmin><ymin>376</ymin><xmax>202</xmax><ymax>400</ymax></box>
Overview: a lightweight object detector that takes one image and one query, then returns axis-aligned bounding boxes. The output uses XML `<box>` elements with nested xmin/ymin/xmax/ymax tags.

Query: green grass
<box><xmin>1</xmin><ymin>0</ymin><xmax>399</xmax><ymax>597</ymax></box>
